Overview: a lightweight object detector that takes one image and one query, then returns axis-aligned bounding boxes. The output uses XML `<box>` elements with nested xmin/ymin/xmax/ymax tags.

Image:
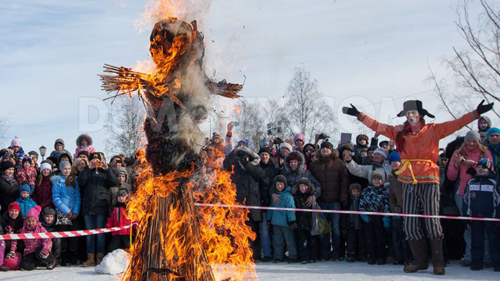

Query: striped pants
<box><xmin>402</xmin><ymin>183</ymin><xmax>443</xmax><ymax>240</ymax></box>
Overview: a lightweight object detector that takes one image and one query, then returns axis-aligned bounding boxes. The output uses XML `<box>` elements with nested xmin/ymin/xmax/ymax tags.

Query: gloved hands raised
<box><xmin>342</xmin><ymin>104</ymin><xmax>360</xmax><ymax>117</ymax></box>
<box><xmin>476</xmin><ymin>99</ymin><xmax>494</xmax><ymax>115</ymax></box>
<box><xmin>360</xmin><ymin>214</ymin><xmax>370</xmax><ymax>223</ymax></box>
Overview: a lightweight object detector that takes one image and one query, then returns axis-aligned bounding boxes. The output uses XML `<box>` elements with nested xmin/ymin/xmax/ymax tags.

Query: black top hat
<box><xmin>397</xmin><ymin>100</ymin><xmax>435</xmax><ymax>118</ymax></box>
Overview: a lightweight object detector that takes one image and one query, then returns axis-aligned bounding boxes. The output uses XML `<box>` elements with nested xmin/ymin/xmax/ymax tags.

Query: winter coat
<box><xmin>309</xmin><ymin>152</ymin><xmax>349</xmax><ymax>203</ymax></box>
<box><xmin>447</xmin><ymin>146</ymin><xmax>493</xmax><ymax>195</ymax></box>
<box><xmin>1</xmin><ymin>212</ymin><xmax>23</xmax><ymax>233</ymax></box>
<box><xmin>33</xmin><ymin>175</ymin><xmax>54</xmax><ymax>210</ymax></box>
<box><xmin>105</xmin><ymin>202</ymin><xmax>131</xmax><ymax>236</ymax></box>
<box><xmin>347</xmin><ymin>196</ymin><xmax>362</xmax><ymax>230</ymax></box>
<box><xmin>281</xmin><ymin>151</ymin><xmax>321</xmax><ymax>198</ymax></box>
<box><xmin>463</xmin><ymin>175</ymin><xmax>500</xmax><ymax>218</ymax></box>
<box><xmin>357</xmin><ymin>110</ymin><xmax>479</xmax><ymax>184</ymax></box>
<box><xmin>14</xmin><ymin>197</ymin><xmax>38</xmax><ymax>219</ymax></box>
<box><xmin>292</xmin><ymin>182</ymin><xmax>314</xmax><ymax>230</ymax></box>
<box><xmin>0</xmin><ymin>172</ymin><xmax>20</xmax><ymax>215</ymax></box>
<box><xmin>74</xmin><ymin>134</ymin><xmax>96</xmax><ymax>159</ymax></box>
<box><xmin>486</xmin><ymin>139</ymin><xmax>500</xmax><ymax>183</ymax></box>
<box><xmin>16</xmin><ymin>166</ymin><xmax>37</xmax><ymax>187</ymax></box>
<box><xmin>259</xmin><ymin>159</ymin><xmax>281</xmax><ymax>207</ymax></box>
<box><xmin>359</xmin><ymin>184</ymin><xmax>389</xmax><ymax>213</ymax></box>
<box><xmin>52</xmin><ymin>175</ymin><xmax>81</xmax><ymax>215</ymax></box>
<box><xmin>267</xmin><ymin>185</ymin><xmax>296</xmax><ymax>227</ymax></box>
<box><xmin>223</xmin><ymin>148</ymin><xmax>265</xmax><ymax>222</ymax></box>
<box><xmin>10</xmin><ymin>221</ymin><xmax>52</xmax><ymax>256</ymax></box>
<box><xmin>109</xmin><ymin>167</ymin><xmax>132</xmax><ymax>212</ymax></box>
<box><xmin>388</xmin><ymin>172</ymin><xmax>403</xmax><ymax>213</ymax></box>
<box><xmin>345</xmin><ymin>159</ymin><xmax>392</xmax><ymax>183</ymax></box>
<box><xmin>77</xmin><ymin>166</ymin><xmax>119</xmax><ymax>216</ymax></box>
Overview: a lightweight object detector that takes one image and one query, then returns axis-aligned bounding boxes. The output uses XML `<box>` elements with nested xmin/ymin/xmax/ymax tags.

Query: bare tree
<box><xmin>0</xmin><ymin>116</ymin><xmax>9</xmax><ymax>147</ymax></box>
<box><xmin>105</xmin><ymin>97</ymin><xmax>145</xmax><ymax>157</ymax></box>
<box><xmin>280</xmin><ymin>67</ymin><xmax>338</xmax><ymax>143</ymax></box>
<box><xmin>232</xmin><ymin>100</ymin><xmax>265</xmax><ymax>151</ymax></box>
<box><xmin>430</xmin><ymin>0</ymin><xmax>500</xmax><ymax>121</ymax></box>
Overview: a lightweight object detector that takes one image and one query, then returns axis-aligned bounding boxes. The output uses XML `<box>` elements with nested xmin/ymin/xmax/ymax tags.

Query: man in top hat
<box><xmin>343</xmin><ymin>99</ymin><xmax>494</xmax><ymax>275</ymax></box>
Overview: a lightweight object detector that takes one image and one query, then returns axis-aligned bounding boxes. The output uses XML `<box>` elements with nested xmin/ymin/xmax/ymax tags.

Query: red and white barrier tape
<box><xmin>194</xmin><ymin>203</ymin><xmax>500</xmax><ymax>222</ymax></box>
<box><xmin>0</xmin><ymin>224</ymin><xmax>136</xmax><ymax>241</ymax></box>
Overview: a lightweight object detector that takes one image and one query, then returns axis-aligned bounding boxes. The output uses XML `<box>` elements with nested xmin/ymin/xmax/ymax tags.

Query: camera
<box><xmin>318</xmin><ymin>133</ymin><xmax>330</xmax><ymax>140</ymax></box>
<box><xmin>273</xmin><ymin>137</ymin><xmax>283</xmax><ymax>145</ymax></box>
<box><xmin>94</xmin><ymin>160</ymin><xmax>102</xmax><ymax>167</ymax></box>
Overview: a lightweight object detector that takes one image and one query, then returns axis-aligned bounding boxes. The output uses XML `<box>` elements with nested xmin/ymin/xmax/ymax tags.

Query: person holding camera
<box><xmin>78</xmin><ymin>152</ymin><xmax>119</xmax><ymax>267</ymax></box>
<box><xmin>343</xmin><ymin>99</ymin><xmax>494</xmax><ymax>275</ymax></box>
<box><xmin>447</xmin><ymin>130</ymin><xmax>493</xmax><ymax>267</ymax></box>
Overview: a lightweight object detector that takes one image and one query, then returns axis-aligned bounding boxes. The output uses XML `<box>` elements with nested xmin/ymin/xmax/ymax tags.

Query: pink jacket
<box><xmin>447</xmin><ymin>146</ymin><xmax>493</xmax><ymax>195</ymax></box>
<box><xmin>10</xmin><ymin>222</ymin><xmax>52</xmax><ymax>256</ymax></box>
<box><xmin>16</xmin><ymin>166</ymin><xmax>37</xmax><ymax>187</ymax></box>
<box><xmin>74</xmin><ymin>146</ymin><xmax>96</xmax><ymax>160</ymax></box>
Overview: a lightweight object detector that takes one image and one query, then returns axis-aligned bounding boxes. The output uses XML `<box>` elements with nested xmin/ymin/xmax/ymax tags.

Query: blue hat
<box><xmin>477</xmin><ymin>158</ymin><xmax>493</xmax><ymax>172</ymax></box>
<box><xmin>388</xmin><ymin>151</ymin><xmax>402</xmax><ymax>163</ymax></box>
<box><xmin>486</xmin><ymin>127</ymin><xmax>500</xmax><ymax>139</ymax></box>
<box><xmin>20</xmin><ymin>184</ymin><xmax>31</xmax><ymax>194</ymax></box>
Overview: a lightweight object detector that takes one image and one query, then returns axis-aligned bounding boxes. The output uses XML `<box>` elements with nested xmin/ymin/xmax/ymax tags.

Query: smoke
<box><xmin>135</xmin><ymin>0</ymin><xmax>213</xmax><ymax>33</ymax></box>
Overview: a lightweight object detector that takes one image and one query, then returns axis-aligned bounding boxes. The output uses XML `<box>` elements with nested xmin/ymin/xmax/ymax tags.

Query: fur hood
<box><xmin>291</xmin><ymin>178</ymin><xmax>315</xmax><ymax>195</ymax></box>
<box><xmin>284</xmin><ymin>151</ymin><xmax>306</xmax><ymax>172</ymax></box>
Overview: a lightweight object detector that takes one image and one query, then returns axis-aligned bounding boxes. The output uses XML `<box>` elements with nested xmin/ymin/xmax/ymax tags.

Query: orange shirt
<box><xmin>358</xmin><ymin>110</ymin><xmax>479</xmax><ymax>184</ymax></box>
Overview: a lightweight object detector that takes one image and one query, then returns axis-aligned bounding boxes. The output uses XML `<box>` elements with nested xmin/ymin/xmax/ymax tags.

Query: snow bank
<box><xmin>95</xmin><ymin>249</ymin><xmax>131</xmax><ymax>275</ymax></box>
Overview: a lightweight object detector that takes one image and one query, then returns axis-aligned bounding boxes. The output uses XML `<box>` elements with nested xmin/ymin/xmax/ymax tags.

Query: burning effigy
<box><xmin>99</xmin><ymin>7</ymin><xmax>257</xmax><ymax>281</ymax></box>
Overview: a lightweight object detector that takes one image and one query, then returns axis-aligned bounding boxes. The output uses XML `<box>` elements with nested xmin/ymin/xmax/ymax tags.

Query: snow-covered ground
<box><xmin>1</xmin><ymin>260</ymin><xmax>498</xmax><ymax>280</ymax></box>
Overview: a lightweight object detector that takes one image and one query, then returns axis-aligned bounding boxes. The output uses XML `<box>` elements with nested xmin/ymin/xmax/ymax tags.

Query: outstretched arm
<box><xmin>343</xmin><ymin>104</ymin><xmax>397</xmax><ymax>140</ymax></box>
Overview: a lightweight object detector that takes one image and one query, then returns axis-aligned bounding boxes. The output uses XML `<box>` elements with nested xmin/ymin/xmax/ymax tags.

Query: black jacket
<box><xmin>0</xmin><ymin>171</ymin><xmax>20</xmax><ymax>216</ymax></box>
<box><xmin>259</xmin><ymin>159</ymin><xmax>281</xmax><ymax>207</ymax></box>
<box><xmin>77</xmin><ymin>166</ymin><xmax>119</xmax><ymax>216</ymax></box>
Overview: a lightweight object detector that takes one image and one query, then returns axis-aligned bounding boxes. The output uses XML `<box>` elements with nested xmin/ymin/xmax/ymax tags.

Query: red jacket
<box><xmin>105</xmin><ymin>203</ymin><xmax>131</xmax><ymax>236</ymax></box>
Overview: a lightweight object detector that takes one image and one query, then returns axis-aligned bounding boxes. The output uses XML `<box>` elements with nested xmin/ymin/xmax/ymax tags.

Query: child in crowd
<box><xmin>74</xmin><ymin>134</ymin><xmax>96</xmax><ymax>160</ymax></box>
<box><xmin>9</xmin><ymin>136</ymin><xmax>25</xmax><ymax>167</ymax></box>
<box><xmin>0</xmin><ymin>220</ymin><xmax>7</xmax><ymax>271</ymax></box>
<box><xmin>1</xmin><ymin>203</ymin><xmax>24</xmax><ymax>271</ymax></box>
<box><xmin>8</xmin><ymin>206</ymin><xmax>56</xmax><ymax>270</ymax></box>
<box><xmin>346</xmin><ymin>183</ymin><xmax>366</xmax><ymax>263</ymax></box>
<box><xmin>16</xmin><ymin>156</ymin><xmax>37</xmax><ymax>188</ymax></box>
<box><xmin>387</xmin><ymin>151</ymin><xmax>410</xmax><ymax>265</ymax></box>
<box><xmin>49</xmin><ymin>139</ymin><xmax>72</xmax><ymax>161</ymax></box>
<box><xmin>52</xmin><ymin>160</ymin><xmax>81</xmax><ymax>266</ymax></box>
<box><xmin>462</xmin><ymin>158</ymin><xmax>500</xmax><ymax>271</ymax></box>
<box><xmin>360</xmin><ymin>170</ymin><xmax>390</xmax><ymax>265</ymax></box>
<box><xmin>267</xmin><ymin>175</ymin><xmax>297</xmax><ymax>263</ymax></box>
<box><xmin>110</xmin><ymin>167</ymin><xmax>132</xmax><ymax>211</ymax></box>
<box><xmin>15</xmin><ymin>184</ymin><xmax>38</xmax><ymax>219</ymax></box>
<box><xmin>106</xmin><ymin>188</ymin><xmax>132</xmax><ymax>252</ymax></box>
<box><xmin>292</xmin><ymin>178</ymin><xmax>318</xmax><ymax>264</ymax></box>
<box><xmin>33</xmin><ymin>163</ymin><xmax>54</xmax><ymax>210</ymax></box>
<box><xmin>40</xmin><ymin>207</ymin><xmax>61</xmax><ymax>261</ymax></box>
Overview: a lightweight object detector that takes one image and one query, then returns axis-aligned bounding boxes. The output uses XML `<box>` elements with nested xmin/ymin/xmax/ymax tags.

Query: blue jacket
<box><xmin>267</xmin><ymin>186</ymin><xmax>296</xmax><ymax>227</ymax></box>
<box><xmin>52</xmin><ymin>175</ymin><xmax>81</xmax><ymax>215</ymax></box>
<box><xmin>359</xmin><ymin>183</ymin><xmax>389</xmax><ymax>213</ymax></box>
<box><xmin>14</xmin><ymin>196</ymin><xmax>37</xmax><ymax>218</ymax></box>
<box><xmin>463</xmin><ymin>175</ymin><xmax>500</xmax><ymax>218</ymax></box>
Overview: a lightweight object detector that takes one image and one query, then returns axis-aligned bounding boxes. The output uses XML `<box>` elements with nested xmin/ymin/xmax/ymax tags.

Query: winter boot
<box><xmin>430</xmin><ymin>239</ymin><xmax>445</xmax><ymax>275</ymax></box>
<box><xmin>82</xmin><ymin>253</ymin><xmax>95</xmax><ymax>267</ymax></box>
<box><xmin>59</xmin><ymin>251</ymin><xmax>68</xmax><ymax>267</ymax></box>
<box><xmin>96</xmin><ymin>253</ymin><xmax>104</xmax><ymax>265</ymax></box>
<box><xmin>404</xmin><ymin>239</ymin><xmax>429</xmax><ymax>273</ymax></box>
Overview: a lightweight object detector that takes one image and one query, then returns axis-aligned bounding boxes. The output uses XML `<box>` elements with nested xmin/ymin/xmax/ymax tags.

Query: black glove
<box><xmin>476</xmin><ymin>99</ymin><xmax>494</xmax><ymax>115</ymax></box>
<box><xmin>288</xmin><ymin>221</ymin><xmax>297</xmax><ymax>229</ymax></box>
<box><xmin>393</xmin><ymin>205</ymin><xmax>402</xmax><ymax>213</ymax></box>
<box><xmin>342</xmin><ymin>104</ymin><xmax>360</xmax><ymax>117</ymax></box>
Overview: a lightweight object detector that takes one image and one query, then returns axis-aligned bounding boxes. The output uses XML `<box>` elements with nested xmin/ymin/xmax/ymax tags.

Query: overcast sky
<box><xmin>0</xmin><ymin>0</ymin><xmax>492</xmax><ymax>156</ymax></box>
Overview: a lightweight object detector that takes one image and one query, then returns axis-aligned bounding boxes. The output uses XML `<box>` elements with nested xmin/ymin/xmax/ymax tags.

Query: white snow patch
<box><xmin>94</xmin><ymin>249</ymin><xmax>131</xmax><ymax>275</ymax></box>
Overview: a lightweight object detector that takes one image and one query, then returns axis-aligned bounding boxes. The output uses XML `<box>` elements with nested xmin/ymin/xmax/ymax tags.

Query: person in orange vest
<box><xmin>343</xmin><ymin>99</ymin><xmax>494</xmax><ymax>275</ymax></box>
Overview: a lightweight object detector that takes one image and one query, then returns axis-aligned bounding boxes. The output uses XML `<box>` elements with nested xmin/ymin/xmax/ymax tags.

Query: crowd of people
<box><xmin>0</xmin><ymin>99</ymin><xmax>499</xmax><ymax>276</ymax></box>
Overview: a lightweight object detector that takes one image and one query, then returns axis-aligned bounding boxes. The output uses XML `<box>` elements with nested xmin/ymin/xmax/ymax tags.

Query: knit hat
<box><xmin>28</xmin><ymin>151</ymin><xmax>39</xmax><ymax>159</ymax></box>
<box><xmin>387</xmin><ymin>151</ymin><xmax>402</xmax><ymax>163</ymax></box>
<box><xmin>42</xmin><ymin>207</ymin><xmax>56</xmax><ymax>217</ymax></box>
<box><xmin>258</xmin><ymin>147</ymin><xmax>272</xmax><ymax>156</ymax></box>
<box><xmin>20</xmin><ymin>184</ymin><xmax>31</xmax><ymax>194</ymax></box>
<box><xmin>22</xmin><ymin>156</ymin><xmax>32</xmax><ymax>165</ymax></box>
<box><xmin>349</xmin><ymin>183</ymin><xmax>362</xmax><ymax>192</ymax></box>
<box><xmin>59</xmin><ymin>160</ymin><xmax>71</xmax><ymax>171</ymax></box>
<box><xmin>465</xmin><ymin>130</ymin><xmax>480</xmax><ymax>142</ymax></box>
<box><xmin>279</xmin><ymin>142</ymin><xmax>293</xmax><ymax>152</ymax></box>
<box><xmin>40</xmin><ymin>162</ymin><xmax>52</xmax><ymax>173</ymax></box>
<box><xmin>54</xmin><ymin>138</ymin><xmax>65</xmax><ymax>148</ymax></box>
<box><xmin>237</xmin><ymin>140</ymin><xmax>248</xmax><ymax>147</ymax></box>
<box><xmin>10</xmin><ymin>136</ymin><xmax>21</xmax><ymax>147</ymax></box>
<box><xmin>26</xmin><ymin>205</ymin><xmax>41</xmax><ymax>220</ymax></box>
<box><xmin>371</xmin><ymin>170</ymin><xmax>384</xmax><ymax>180</ymax></box>
<box><xmin>8</xmin><ymin>202</ymin><xmax>20</xmax><ymax>212</ymax></box>
<box><xmin>274</xmin><ymin>175</ymin><xmax>287</xmax><ymax>186</ymax></box>
<box><xmin>486</xmin><ymin>127</ymin><xmax>500</xmax><ymax>139</ymax></box>
<box><xmin>260</xmin><ymin>139</ymin><xmax>269</xmax><ymax>148</ymax></box>
<box><xmin>116</xmin><ymin>188</ymin><xmax>129</xmax><ymax>198</ymax></box>
<box><xmin>477</xmin><ymin>158</ymin><xmax>493</xmax><ymax>172</ymax></box>
<box><xmin>320</xmin><ymin>141</ymin><xmax>334</xmax><ymax>151</ymax></box>
<box><xmin>373</xmin><ymin>148</ymin><xmax>388</xmax><ymax>159</ymax></box>
<box><xmin>379</xmin><ymin>140</ymin><xmax>389</xmax><ymax>147</ymax></box>
<box><xmin>0</xmin><ymin>161</ymin><xmax>15</xmax><ymax>171</ymax></box>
